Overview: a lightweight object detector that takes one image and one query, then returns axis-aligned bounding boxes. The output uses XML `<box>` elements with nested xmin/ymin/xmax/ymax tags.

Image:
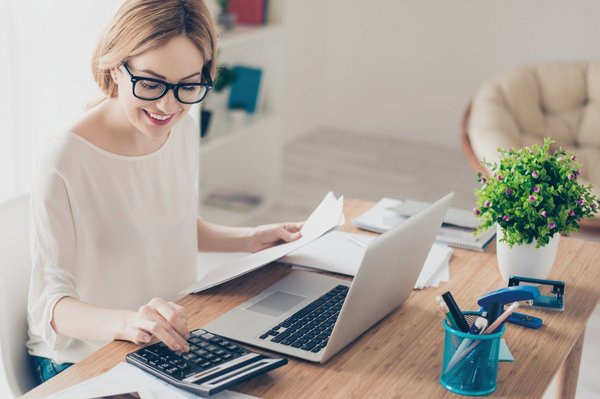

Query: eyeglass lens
<box><xmin>134</xmin><ymin>81</ymin><xmax>208</xmax><ymax>103</ymax></box>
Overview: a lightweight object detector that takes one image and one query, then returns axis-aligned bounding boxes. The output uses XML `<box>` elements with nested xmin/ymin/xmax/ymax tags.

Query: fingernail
<box><xmin>143</xmin><ymin>335</ymin><xmax>151</xmax><ymax>342</ymax></box>
<box><xmin>184</xmin><ymin>344</ymin><xmax>190</xmax><ymax>352</ymax></box>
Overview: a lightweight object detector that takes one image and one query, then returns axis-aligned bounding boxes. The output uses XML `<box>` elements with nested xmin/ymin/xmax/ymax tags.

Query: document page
<box><xmin>181</xmin><ymin>192</ymin><xmax>345</xmax><ymax>295</ymax></box>
<box><xmin>46</xmin><ymin>362</ymin><xmax>257</xmax><ymax>399</ymax></box>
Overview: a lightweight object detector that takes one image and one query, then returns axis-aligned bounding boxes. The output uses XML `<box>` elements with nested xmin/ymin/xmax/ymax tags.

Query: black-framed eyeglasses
<box><xmin>121</xmin><ymin>63</ymin><xmax>213</xmax><ymax>104</ymax></box>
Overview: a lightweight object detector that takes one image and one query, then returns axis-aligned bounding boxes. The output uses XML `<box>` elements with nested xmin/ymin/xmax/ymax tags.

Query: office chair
<box><xmin>0</xmin><ymin>194</ymin><xmax>37</xmax><ymax>397</ymax></box>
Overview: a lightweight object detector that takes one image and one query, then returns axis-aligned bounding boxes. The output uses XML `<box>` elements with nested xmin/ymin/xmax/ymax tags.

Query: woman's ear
<box><xmin>110</xmin><ymin>69</ymin><xmax>119</xmax><ymax>84</ymax></box>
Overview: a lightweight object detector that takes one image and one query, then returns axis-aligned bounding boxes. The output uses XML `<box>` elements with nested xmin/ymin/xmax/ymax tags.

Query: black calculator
<box><xmin>126</xmin><ymin>328</ymin><xmax>287</xmax><ymax>397</ymax></box>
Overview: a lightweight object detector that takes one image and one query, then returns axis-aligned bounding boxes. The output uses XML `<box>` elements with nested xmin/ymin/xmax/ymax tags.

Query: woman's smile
<box><xmin>143</xmin><ymin>109</ymin><xmax>176</xmax><ymax>126</ymax></box>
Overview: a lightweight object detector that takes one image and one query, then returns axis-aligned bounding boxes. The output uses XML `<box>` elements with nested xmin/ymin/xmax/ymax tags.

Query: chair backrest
<box><xmin>0</xmin><ymin>194</ymin><xmax>36</xmax><ymax>397</ymax></box>
<box><xmin>467</xmin><ymin>60</ymin><xmax>600</xmax><ymax>164</ymax></box>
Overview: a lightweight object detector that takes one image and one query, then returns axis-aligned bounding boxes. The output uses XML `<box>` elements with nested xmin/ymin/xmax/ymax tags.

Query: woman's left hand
<box><xmin>248</xmin><ymin>222</ymin><xmax>304</xmax><ymax>252</ymax></box>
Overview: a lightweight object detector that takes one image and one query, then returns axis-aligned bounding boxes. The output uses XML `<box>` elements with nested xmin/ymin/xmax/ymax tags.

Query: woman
<box><xmin>27</xmin><ymin>0</ymin><xmax>301</xmax><ymax>383</ymax></box>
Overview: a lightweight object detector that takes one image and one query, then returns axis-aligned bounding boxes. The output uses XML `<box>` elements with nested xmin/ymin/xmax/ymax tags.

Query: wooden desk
<box><xmin>23</xmin><ymin>200</ymin><xmax>600</xmax><ymax>398</ymax></box>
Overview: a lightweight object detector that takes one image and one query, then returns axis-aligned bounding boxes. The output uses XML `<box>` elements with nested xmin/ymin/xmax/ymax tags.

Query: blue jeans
<box><xmin>31</xmin><ymin>355</ymin><xmax>73</xmax><ymax>384</ymax></box>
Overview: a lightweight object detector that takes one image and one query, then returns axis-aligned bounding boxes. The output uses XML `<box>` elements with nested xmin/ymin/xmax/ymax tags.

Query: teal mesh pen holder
<box><xmin>440</xmin><ymin>312</ymin><xmax>505</xmax><ymax>396</ymax></box>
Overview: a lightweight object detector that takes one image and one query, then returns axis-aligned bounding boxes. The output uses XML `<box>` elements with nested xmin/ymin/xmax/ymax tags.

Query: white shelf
<box><xmin>196</xmin><ymin>23</ymin><xmax>283</xmax><ymax>226</ymax></box>
<box><xmin>200</xmin><ymin>113</ymin><xmax>278</xmax><ymax>154</ymax></box>
<box><xmin>198</xmin><ymin>114</ymin><xmax>282</xmax><ymax>226</ymax></box>
<box><xmin>218</xmin><ymin>25</ymin><xmax>282</xmax><ymax>48</ymax></box>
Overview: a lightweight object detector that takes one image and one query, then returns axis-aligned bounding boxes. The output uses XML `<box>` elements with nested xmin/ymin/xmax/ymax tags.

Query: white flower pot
<box><xmin>496</xmin><ymin>225</ymin><xmax>560</xmax><ymax>281</ymax></box>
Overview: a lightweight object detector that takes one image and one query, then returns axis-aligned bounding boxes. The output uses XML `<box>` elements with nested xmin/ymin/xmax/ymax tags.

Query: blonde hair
<box><xmin>92</xmin><ymin>0</ymin><xmax>218</xmax><ymax>98</ymax></box>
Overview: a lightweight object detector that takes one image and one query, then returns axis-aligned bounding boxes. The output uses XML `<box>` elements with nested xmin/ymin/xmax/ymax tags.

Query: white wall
<box><xmin>280</xmin><ymin>0</ymin><xmax>600</xmax><ymax>148</ymax></box>
<box><xmin>277</xmin><ymin>0</ymin><xmax>328</xmax><ymax>142</ymax></box>
<box><xmin>0</xmin><ymin>1</ymin><xmax>16</xmax><ymax>201</ymax></box>
<box><xmin>5</xmin><ymin>0</ymin><xmax>120</xmax><ymax>198</ymax></box>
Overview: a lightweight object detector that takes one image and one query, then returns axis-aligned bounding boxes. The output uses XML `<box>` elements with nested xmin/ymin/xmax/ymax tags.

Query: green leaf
<box><xmin>474</xmin><ymin>137</ymin><xmax>600</xmax><ymax>246</ymax></box>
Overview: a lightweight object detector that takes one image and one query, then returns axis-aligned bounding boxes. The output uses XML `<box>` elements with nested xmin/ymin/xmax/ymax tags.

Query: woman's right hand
<box><xmin>121</xmin><ymin>297</ymin><xmax>190</xmax><ymax>352</ymax></box>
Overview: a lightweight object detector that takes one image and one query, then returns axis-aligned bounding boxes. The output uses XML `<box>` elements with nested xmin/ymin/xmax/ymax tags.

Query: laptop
<box><xmin>204</xmin><ymin>192</ymin><xmax>453</xmax><ymax>363</ymax></box>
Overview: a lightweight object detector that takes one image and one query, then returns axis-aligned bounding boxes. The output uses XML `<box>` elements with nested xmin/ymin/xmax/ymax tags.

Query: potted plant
<box><xmin>474</xmin><ymin>138</ymin><xmax>599</xmax><ymax>280</ymax></box>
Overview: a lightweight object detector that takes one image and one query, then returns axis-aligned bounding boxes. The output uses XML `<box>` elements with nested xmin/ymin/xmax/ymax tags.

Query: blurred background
<box><xmin>3</xmin><ymin>0</ymin><xmax>600</xmax><ymax>207</ymax></box>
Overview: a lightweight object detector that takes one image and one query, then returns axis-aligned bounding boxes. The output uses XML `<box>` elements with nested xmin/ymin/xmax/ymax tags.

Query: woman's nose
<box><xmin>154</xmin><ymin>89</ymin><xmax>180</xmax><ymax>114</ymax></box>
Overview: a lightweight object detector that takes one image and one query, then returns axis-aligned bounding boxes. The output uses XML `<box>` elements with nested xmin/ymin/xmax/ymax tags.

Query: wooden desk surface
<box><xmin>24</xmin><ymin>200</ymin><xmax>600</xmax><ymax>398</ymax></box>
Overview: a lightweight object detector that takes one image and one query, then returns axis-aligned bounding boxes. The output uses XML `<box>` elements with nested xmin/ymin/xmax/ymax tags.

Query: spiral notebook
<box><xmin>351</xmin><ymin>198</ymin><xmax>495</xmax><ymax>252</ymax></box>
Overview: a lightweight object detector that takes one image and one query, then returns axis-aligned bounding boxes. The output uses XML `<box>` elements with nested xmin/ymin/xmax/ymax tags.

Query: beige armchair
<box><xmin>462</xmin><ymin>61</ymin><xmax>600</xmax><ymax>230</ymax></box>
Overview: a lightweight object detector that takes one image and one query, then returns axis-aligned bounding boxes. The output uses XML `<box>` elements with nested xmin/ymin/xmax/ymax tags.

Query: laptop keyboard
<box><xmin>259</xmin><ymin>285</ymin><xmax>349</xmax><ymax>353</ymax></box>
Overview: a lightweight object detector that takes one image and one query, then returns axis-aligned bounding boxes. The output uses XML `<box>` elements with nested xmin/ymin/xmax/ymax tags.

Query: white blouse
<box><xmin>27</xmin><ymin>114</ymin><xmax>199</xmax><ymax>364</ymax></box>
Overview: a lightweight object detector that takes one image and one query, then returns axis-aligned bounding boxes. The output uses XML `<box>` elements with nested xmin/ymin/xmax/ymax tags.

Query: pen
<box><xmin>468</xmin><ymin>312</ymin><xmax>488</xmax><ymax>335</ymax></box>
<box><xmin>346</xmin><ymin>236</ymin><xmax>367</xmax><ymax>249</ymax></box>
<box><xmin>441</xmin><ymin>291</ymin><xmax>470</xmax><ymax>333</ymax></box>
<box><xmin>445</xmin><ymin>313</ymin><xmax>488</xmax><ymax>372</ymax></box>
<box><xmin>436</xmin><ymin>296</ymin><xmax>458</xmax><ymax>330</ymax></box>
<box><xmin>483</xmin><ymin>302</ymin><xmax>519</xmax><ymax>334</ymax></box>
<box><xmin>446</xmin><ymin>303</ymin><xmax>520</xmax><ymax>372</ymax></box>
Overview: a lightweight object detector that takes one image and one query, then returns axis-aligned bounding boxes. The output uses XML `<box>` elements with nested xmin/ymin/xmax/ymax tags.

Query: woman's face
<box><xmin>113</xmin><ymin>35</ymin><xmax>205</xmax><ymax>138</ymax></box>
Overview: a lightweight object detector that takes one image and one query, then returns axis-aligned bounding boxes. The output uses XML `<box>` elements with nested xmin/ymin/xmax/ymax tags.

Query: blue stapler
<box><xmin>477</xmin><ymin>285</ymin><xmax>543</xmax><ymax>329</ymax></box>
<box><xmin>508</xmin><ymin>275</ymin><xmax>565</xmax><ymax>311</ymax></box>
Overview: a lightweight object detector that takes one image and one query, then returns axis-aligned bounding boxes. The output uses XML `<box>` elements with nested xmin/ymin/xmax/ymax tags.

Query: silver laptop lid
<box><xmin>321</xmin><ymin>192</ymin><xmax>453</xmax><ymax>361</ymax></box>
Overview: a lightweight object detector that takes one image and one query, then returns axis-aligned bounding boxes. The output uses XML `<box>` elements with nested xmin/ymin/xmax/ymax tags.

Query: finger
<box><xmin>150</xmin><ymin>298</ymin><xmax>189</xmax><ymax>340</ymax></box>
<box><xmin>126</xmin><ymin>324</ymin><xmax>152</xmax><ymax>345</ymax></box>
<box><xmin>277</xmin><ymin>226</ymin><xmax>302</xmax><ymax>242</ymax></box>
<box><xmin>283</xmin><ymin>222</ymin><xmax>303</xmax><ymax>233</ymax></box>
<box><xmin>134</xmin><ymin>317</ymin><xmax>184</xmax><ymax>351</ymax></box>
<box><xmin>167</xmin><ymin>301</ymin><xmax>190</xmax><ymax>339</ymax></box>
<box><xmin>284</xmin><ymin>222</ymin><xmax>304</xmax><ymax>239</ymax></box>
<box><xmin>139</xmin><ymin>305</ymin><xmax>189</xmax><ymax>351</ymax></box>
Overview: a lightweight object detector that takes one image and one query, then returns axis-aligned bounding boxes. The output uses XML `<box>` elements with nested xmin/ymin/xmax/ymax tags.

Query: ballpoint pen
<box><xmin>446</xmin><ymin>302</ymin><xmax>520</xmax><ymax>372</ymax></box>
<box><xmin>445</xmin><ymin>313</ymin><xmax>488</xmax><ymax>372</ymax></box>
<box><xmin>441</xmin><ymin>291</ymin><xmax>470</xmax><ymax>332</ymax></box>
<box><xmin>436</xmin><ymin>296</ymin><xmax>459</xmax><ymax>330</ymax></box>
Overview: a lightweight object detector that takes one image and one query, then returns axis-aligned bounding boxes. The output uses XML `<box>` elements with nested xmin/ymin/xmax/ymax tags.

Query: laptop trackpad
<box><xmin>246</xmin><ymin>291</ymin><xmax>307</xmax><ymax>317</ymax></box>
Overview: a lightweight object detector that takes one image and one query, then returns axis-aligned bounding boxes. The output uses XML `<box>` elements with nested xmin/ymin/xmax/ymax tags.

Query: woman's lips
<box><xmin>143</xmin><ymin>110</ymin><xmax>174</xmax><ymax>126</ymax></box>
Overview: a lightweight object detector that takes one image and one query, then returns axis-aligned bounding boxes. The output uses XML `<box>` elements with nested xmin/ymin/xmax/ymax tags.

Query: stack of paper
<box><xmin>280</xmin><ymin>231</ymin><xmax>452</xmax><ymax>289</ymax></box>
<box><xmin>351</xmin><ymin>198</ymin><xmax>495</xmax><ymax>252</ymax></box>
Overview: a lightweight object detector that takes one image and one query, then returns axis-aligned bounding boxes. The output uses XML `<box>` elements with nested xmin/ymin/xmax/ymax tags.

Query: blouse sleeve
<box><xmin>27</xmin><ymin>166</ymin><xmax>79</xmax><ymax>353</ymax></box>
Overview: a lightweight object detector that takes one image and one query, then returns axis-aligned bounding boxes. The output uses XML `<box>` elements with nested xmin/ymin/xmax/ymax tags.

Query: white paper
<box><xmin>46</xmin><ymin>362</ymin><xmax>258</xmax><ymax>399</ymax></box>
<box><xmin>196</xmin><ymin>251</ymin><xmax>251</xmax><ymax>279</ymax></box>
<box><xmin>430</xmin><ymin>263</ymin><xmax>450</xmax><ymax>287</ymax></box>
<box><xmin>351</xmin><ymin>198</ymin><xmax>406</xmax><ymax>234</ymax></box>
<box><xmin>281</xmin><ymin>231</ymin><xmax>453</xmax><ymax>289</ymax></box>
<box><xmin>182</xmin><ymin>192</ymin><xmax>344</xmax><ymax>295</ymax></box>
<box><xmin>392</xmin><ymin>199</ymin><xmax>481</xmax><ymax>229</ymax></box>
<box><xmin>416</xmin><ymin>244</ymin><xmax>453</xmax><ymax>289</ymax></box>
<box><xmin>281</xmin><ymin>230</ymin><xmax>371</xmax><ymax>275</ymax></box>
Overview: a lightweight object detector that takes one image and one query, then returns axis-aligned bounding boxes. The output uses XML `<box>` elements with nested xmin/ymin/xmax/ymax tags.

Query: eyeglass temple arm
<box><xmin>203</xmin><ymin>61</ymin><xmax>213</xmax><ymax>86</ymax></box>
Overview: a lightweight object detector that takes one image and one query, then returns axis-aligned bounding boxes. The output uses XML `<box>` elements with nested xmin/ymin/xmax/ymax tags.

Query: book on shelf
<box><xmin>351</xmin><ymin>198</ymin><xmax>496</xmax><ymax>252</ymax></box>
<box><xmin>228</xmin><ymin>0</ymin><xmax>267</xmax><ymax>25</ymax></box>
<box><xmin>228</xmin><ymin>65</ymin><xmax>262</xmax><ymax>113</ymax></box>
